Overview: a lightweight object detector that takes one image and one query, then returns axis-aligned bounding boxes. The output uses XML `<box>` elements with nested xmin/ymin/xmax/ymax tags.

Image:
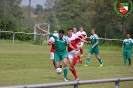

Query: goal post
<box><xmin>34</xmin><ymin>23</ymin><xmax>50</xmax><ymax>44</ymax></box>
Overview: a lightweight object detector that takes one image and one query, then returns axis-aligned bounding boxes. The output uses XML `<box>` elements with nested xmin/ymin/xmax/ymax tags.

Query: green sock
<box><xmin>98</xmin><ymin>58</ymin><xmax>103</xmax><ymax>64</ymax></box>
<box><xmin>86</xmin><ymin>57</ymin><xmax>90</xmax><ymax>65</ymax></box>
<box><xmin>64</xmin><ymin>68</ymin><xmax>68</xmax><ymax>78</ymax></box>
<box><xmin>124</xmin><ymin>58</ymin><xmax>127</xmax><ymax>66</ymax></box>
<box><xmin>128</xmin><ymin>58</ymin><xmax>131</xmax><ymax>66</ymax></box>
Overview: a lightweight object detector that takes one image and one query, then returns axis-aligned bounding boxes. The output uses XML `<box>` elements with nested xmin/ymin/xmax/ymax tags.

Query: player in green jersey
<box><xmin>84</xmin><ymin>28</ymin><xmax>103</xmax><ymax>67</ymax></box>
<box><xmin>36</xmin><ymin>26</ymin><xmax>69</xmax><ymax>81</ymax></box>
<box><xmin>121</xmin><ymin>33</ymin><xmax>133</xmax><ymax>66</ymax></box>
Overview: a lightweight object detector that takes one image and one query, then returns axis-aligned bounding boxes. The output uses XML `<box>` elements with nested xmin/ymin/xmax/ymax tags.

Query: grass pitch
<box><xmin>0</xmin><ymin>40</ymin><xmax>133</xmax><ymax>88</ymax></box>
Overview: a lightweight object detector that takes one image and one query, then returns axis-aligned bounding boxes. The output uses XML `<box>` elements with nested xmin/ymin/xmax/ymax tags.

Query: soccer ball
<box><xmin>55</xmin><ymin>68</ymin><xmax>62</xmax><ymax>74</ymax></box>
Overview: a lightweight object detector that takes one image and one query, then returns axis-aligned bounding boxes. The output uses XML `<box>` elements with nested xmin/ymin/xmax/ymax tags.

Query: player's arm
<box><xmin>132</xmin><ymin>40</ymin><xmax>133</xmax><ymax>53</ymax></box>
<box><xmin>92</xmin><ymin>35</ymin><xmax>99</xmax><ymax>48</ymax></box>
<box><xmin>121</xmin><ymin>40</ymin><xmax>124</xmax><ymax>53</ymax></box>
<box><xmin>80</xmin><ymin>39</ymin><xmax>91</xmax><ymax>44</ymax></box>
<box><xmin>68</xmin><ymin>44</ymin><xmax>78</xmax><ymax>51</ymax></box>
<box><xmin>36</xmin><ymin>26</ymin><xmax>50</xmax><ymax>35</ymax></box>
<box><xmin>121</xmin><ymin>45</ymin><xmax>124</xmax><ymax>53</ymax></box>
<box><xmin>92</xmin><ymin>42</ymin><xmax>99</xmax><ymax>48</ymax></box>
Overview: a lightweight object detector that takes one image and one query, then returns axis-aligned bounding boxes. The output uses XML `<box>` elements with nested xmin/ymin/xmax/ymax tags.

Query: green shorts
<box><xmin>123</xmin><ymin>50</ymin><xmax>132</xmax><ymax>58</ymax></box>
<box><xmin>88</xmin><ymin>47</ymin><xmax>99</xmax><ymax>55</ymax></box>
<box><xmin>54</xmin><ymin>50</ymin><xmax>68</xmax><ymax>62</ymax></box>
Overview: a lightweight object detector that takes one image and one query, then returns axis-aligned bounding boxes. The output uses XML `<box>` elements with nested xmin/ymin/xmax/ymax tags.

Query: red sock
<box><xmin>71</xmin><ymin>68</ymin><xmax>78</xmax><ymax>78</ymax></box>
<box><xmin>73</xmin><ymin>57</ymin><xmax>78</xmax><ymax>66</ymax></box>
<box><xmin>80</xmin><ymin>48</ymin><xmax>83</xmax><ymax>55</ymax></box>
<box><xmin>78</xmin><ymin>55</ymin><xmax>82</xmax><ymax>64</ymax></box>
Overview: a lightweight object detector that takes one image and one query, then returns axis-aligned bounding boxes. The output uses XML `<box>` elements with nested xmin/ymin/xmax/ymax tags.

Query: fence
<box><xmin>0</xmin><ymin>77</ymin><xmax>133</xmax><ymax>88</ymax></box>
<box><xmin>0</xmin><ymin>31</ymin><xmax>48</xmax><ymax>44</ymax></box>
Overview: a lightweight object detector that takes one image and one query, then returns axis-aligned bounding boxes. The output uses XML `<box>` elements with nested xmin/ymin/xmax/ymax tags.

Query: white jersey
<box><xmin>67</xmin><ymin>34</ymin><xmax>79</xmax><ymax>52</ymax></box>
<box><xmin>77</xmin><ymin>31</ymin><xmax>87</xmax><ymax>38</ymax></box>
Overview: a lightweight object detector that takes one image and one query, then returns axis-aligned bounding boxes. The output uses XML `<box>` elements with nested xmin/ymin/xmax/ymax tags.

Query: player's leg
<box><xmin>77</xmin><ymin>44</ymin><xmax>82</xmax><ymax>64</ymax></box>
<box><xmin>54</xmin><ymin>52</ymin><xmax>60</xmax><ymax>68</ymax></box>
<box><xmin>123</xmin><ymin>52</ymin><xmax>127</xmax><ymax>66</ymax></box>
<box><xmin>95</xmin><ymin>48</ymin><xmax>103</xmax><ymax>67</ymax></box>
<box><xmin>62</xmin><ymin>51</ymin><xmax>68</xmax><ymax>81</ymax></box>
<box><xmin>95</xmin><ymin>55</ymin><xmax>103</xmax><ymax>67</ymax></box>
<box><xmin>50</xmin><ymin>53</ymin><xmax>56</xmax><ymax>68</ymax></box>
<box><xmin>84</xmin><ymin>48</ymin><xmax>92</xmax><ymax>66</ymax></box>
<box><xmin>72</xmin><ymin>50</ymin><xmax>80</xmax><ymax>80</ymax></box>
<box><xmin>80</xmin><ymin>42</ymin><xmax>84</xmax><ymax>56</ymax></box>
<box><xmin>127</xmin><ymin>51</ymin><xmax>132</xmax><ymax>66</ymax></box>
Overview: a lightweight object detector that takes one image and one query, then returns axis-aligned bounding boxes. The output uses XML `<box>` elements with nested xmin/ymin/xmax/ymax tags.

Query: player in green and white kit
<box><xmin>84</xmin><ymin>29</ymin><xmax>103</xmax><ymax>67</ymax></box>
<box><xmin>121</xmin><ymin>33</ymin><xmax>133</xmax><ymax>66</ymax></box>
<box><xmin>36</xmin><ymin>26</ymin><xmax>68</xmax><ymax>81</ymax></box>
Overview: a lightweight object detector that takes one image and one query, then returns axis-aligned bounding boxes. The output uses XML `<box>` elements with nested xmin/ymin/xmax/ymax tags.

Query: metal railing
<box><xmin>0</xmin><ymin>77</ymin><xmax>133</xmax><ymax>88</ymax></box>
<box><xmin>0</xmin><ymin>31</ymin><xmax>47</xmax><ymax>44</ymax></box>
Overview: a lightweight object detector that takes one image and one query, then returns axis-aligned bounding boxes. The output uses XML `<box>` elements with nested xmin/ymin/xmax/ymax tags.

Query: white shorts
<box><xmin>80</xmin><ymin>42</ymin><xmax>84</xmax><ymax>47</ymax></box>
<box><xmin>50</xmin><ymin>53</ymin><xmax>54</xmax><ymax>60</ymax></box>
<box><xmin>68</xmin><ymin>50</ymin><xmax>80</xmax><ymax>59</ymax></box>
<box><xmin>68</xmin><ymin>50</ymin><xmax>75</xmax><ymax>59</ymax></box>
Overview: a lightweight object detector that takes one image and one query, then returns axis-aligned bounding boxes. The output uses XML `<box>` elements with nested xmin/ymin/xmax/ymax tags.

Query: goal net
<box><xmin>34</xmin><ymin>23</ymin><xmax>50</xmax><ymax>44</ymax></box>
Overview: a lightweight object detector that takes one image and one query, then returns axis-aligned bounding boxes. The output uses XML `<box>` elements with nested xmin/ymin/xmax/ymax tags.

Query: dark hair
<box><xmin>67</xmin><ymin>28</ymin><xmax>73</xmax><ymax>31</ymax></box>
<box><xmin>91</xmin><ymin>28</ymin><xmax>95</xmax><ymax>31</ymax></box>
<box><xmin>126</xmin><ymin>33</ymin><xmax>130</xmax><ymax>35</ymax></box>
<box><xmin>59</xmin><ymin>30</ymin><xmax>65</xmax><ymax>34</ymax></box>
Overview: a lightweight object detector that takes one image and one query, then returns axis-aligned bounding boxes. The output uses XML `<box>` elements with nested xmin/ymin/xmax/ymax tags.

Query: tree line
<box><xmin>0</xmin><ymin>0</ymin><xmax>132</xmax><ymax>44</ymax></box>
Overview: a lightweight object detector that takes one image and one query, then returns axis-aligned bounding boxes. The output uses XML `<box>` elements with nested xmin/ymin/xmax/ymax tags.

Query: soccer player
<box><xmin>121</xmin><ymin>33</ymin><xmax>133</xmax><ymax>66</ymax></box>
<box><xmin>84</xmin><ymin>28</ymin><xmax>103</xmax><ymax>67</ymax></box>
<box><xmin>67</xmin><ymin>28</ymin><xmax>90</xmax><ymax>81</ymax></box>
<box><xmin>36</xmin><ymin>26</ymin><xmax>69</xmax><ymax>81</ymax></box>
<box><xmin>72</xmin><ymin>27</ymin><xmax>82</xmax><ymax>64</ymax></box>
<box><xmin>77</xmin><ymin>27</ymin><xmax>87</xmax><ymax>56</ymax></box>
<box><xmin>67</xmin><ymin>28</ymin><xmax>80</xmax><ymax>81</ymax></box>
<box><xmin>48</xmin><ymin>30</ymin><xmax>58</xmax><ymax>68</ymax></box>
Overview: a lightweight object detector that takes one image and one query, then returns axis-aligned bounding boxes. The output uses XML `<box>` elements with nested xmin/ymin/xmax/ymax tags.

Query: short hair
<box><xmin>91</xmin><ymin>28</ymin><xmax>95</xmax><ymax>31</ymax></box>
<box><xmin>73</xmin><ymin>27</ymin><xmax>77</xmax><ymax>29</ymax></box>
<box><xmin>80</xmin><ymin>26</ymin><xmax>83</xmax><ymax>29</ymax></box>
<box><xmin>126</xmin><ymin>33</ymin><xmax>130</xmax><ymax>35</ymax></box>
<box><xmin>59</xmin><ymin>30</ymin><xmax>65</xmax><ymax>34</ymax></box>
<box><xmin>67</xmin><ymin>28</ymin><xmax>73</xmax><ymax>31</ymax></box>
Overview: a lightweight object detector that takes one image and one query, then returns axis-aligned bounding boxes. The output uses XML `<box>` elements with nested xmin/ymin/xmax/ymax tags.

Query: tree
<box><xmin>34</xmin><ymin>4</ymin><xmax>43</xmax><ymax>14</ymax></box>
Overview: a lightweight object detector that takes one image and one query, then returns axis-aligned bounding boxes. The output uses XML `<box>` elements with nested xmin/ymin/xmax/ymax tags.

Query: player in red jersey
<box><xmin>48</xmin><ymin>30</ymin><xmax>58</xmax><ymax>68</ymax></box>
<box><xmin>77</xmin><ymin>27</ymin><xmax>87</xmax><ymax>56</ymax></box>
<box><xmin>67</xmin><ymin>28</ymin><xmax>89</xmax><ymax>81</ymax></box>
<box><xmin>72</xmin><ymin>27</ymin><xmax>82</xmax><ymax>64</ymax></box>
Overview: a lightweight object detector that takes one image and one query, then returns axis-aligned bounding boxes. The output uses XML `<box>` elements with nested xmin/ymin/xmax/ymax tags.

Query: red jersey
<box><xmin>67</xmin><ymin>34</ymin><xmax>82</xmax><ymax>52</ymax></box>
<box><xmin>48</xmin><ymin>37</ymin><xmax>55</xmax><ymax>53</ymax></box>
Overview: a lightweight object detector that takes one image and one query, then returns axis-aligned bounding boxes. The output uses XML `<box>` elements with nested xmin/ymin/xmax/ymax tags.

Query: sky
<box><xmin>21</xmin><ymin>0</ymin><xmax>46</xmax><ymax>8</ymax></box>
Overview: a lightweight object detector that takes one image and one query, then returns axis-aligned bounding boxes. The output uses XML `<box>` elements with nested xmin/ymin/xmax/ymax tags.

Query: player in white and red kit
<box><xmin>48</xmin><ymin>31</ymin><xmax>58</xmax><ymax>68</ymax></box>
<box><xmin>72</xmin><ymin>27</ymin><xmax>82</xmax><ymax>64</ymax></box>
<box><xmin>48</xmin><ymin>36</ymin><xmax>56</xmax><ymax>68</ymax></box>
<box><xmin>67</xmin><ymin>28</ymin><xmax>88</xmax><ymax>81</ymax></box>
<box><xmin>77</xmin><ymin>27</ymin><xmax>87</xmax><ymax>56</ymax></box>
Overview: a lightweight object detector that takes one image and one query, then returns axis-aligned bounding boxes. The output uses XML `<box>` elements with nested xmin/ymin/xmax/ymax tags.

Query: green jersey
<box><xmin>123</xmin><ymin>38</ymin><xmax>133</xmax><ymax>51</ymax></box>
<box><xmin>50</xmin><ymin>33</ymin><xmax>68</xmax><ymax>52</ymax></box>
<box><xmin>90</xmin><ymin>34</ymin><xmax>99</xmax><ymax>48</ymax></box>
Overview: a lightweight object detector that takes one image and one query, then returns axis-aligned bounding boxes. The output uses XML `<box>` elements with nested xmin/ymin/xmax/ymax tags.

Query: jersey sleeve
<box><xmin>122</xmin><ymin>40</ymin><xmax>125</xmax><ymax>46</ymax></box>
<box><xmin>48</xmin><ymin>37</ymin><xmax>55</xmax><ymax>43</ymax></box>
<box><xmin>132</xmin><ymin>39</ymin><xmax>133</xmax><ymax>47</ymax></box>
<box><xmin>50</xmin><ymin>33</ymin><xmax>57</xmax><ymax>39</ymax></box>
<box><xmin>95</xmin><ymin>34</ymin><xmax>99</xmax><ymax>42</ymax></box>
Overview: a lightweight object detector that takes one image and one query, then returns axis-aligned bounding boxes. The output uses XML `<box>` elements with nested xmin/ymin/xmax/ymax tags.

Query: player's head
<box><xmin>91</xmin><ymin>28</ymin><xmax>95</xmax><ymax>35</ymax></box>
<box><xmin>58</xmin><ymin>30</ymin><xmax>65</xmax><ymax>39</ymax></box>
<box><xmin>54</xmin><ymin>30</ymin><xmax>57</xmax><ymax>34</ymax></box>
<box><xmin>80</xmin><ymin>27</ymin><xmax>83</xmax><ymax>32</ymax></box>
<box><xmin>126</xmin><ymin>33</ymin><xmax>130</xmax><ymax>39</ymax></box>
<box><xmin>67</xmin><ymin>28</ymin><xmax>73</xmax><ymax>36</ymax></box>
<box><xmin>73</xmin><ymin>27</ymin><xmax>77</xmax><ymax>33</ymax></box>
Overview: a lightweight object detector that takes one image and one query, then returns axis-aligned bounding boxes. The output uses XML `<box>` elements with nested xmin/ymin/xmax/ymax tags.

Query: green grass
<box><xmin>0</xmin><ymin>40</ymin><xmax>133</xmax><ymax>88</ymax></box>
